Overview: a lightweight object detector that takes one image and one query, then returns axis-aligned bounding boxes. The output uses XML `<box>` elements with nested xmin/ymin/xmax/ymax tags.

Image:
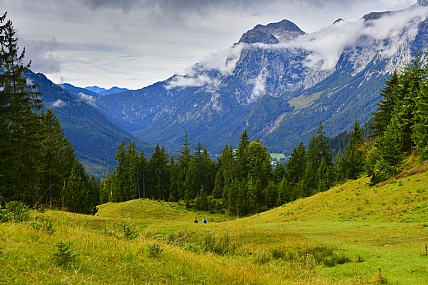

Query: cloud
<box><xmin>78</xmin><ymin>92</ymin><xmax>96</xmax><ymax>105</ymax></box>
<box><xmin>20</xmin><ymin>37</ymin><xmax>62</xmax><ymax>74</ymax></box>
<box><xmin>254</xmin><ymin>5</ymin><xmax>428</xmax><ymax>71</ymax></box>
<box><xmin>50</xmin><ymin>99</ymin><xmax>67</xmax><ymax>108</ymax></box>
<box><xmin>165</xmin><ymin>74</ymin><xmax>220</xmax><ymax>90</ymax></box>
<box><xmin>165</xmin><ymin>43</ymin><xmax>246</xmax><ymax>89</ymax></box>
<box><xmin>248</xmin><ymin>68</ymin><xmax>268</xmax><ymax>103</ymax></box>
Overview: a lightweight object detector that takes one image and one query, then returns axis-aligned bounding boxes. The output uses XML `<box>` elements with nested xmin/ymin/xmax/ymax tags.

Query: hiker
<box><xmin>202</xmin><ymin>217</ymin><xmax>208</xmax><ymax>224</ymax></box>
<box><xmin>194</xmin><ymin>218</ymin><xmax>198</xmax><ymax>223</ymax></box>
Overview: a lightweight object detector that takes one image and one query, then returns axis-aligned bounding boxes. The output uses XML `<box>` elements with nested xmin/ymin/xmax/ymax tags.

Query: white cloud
<box><xmin>253</xmin><ymin>5</ymin><xmax>428</xmax><ymax>71</ymax></box>
<box><xmin>248</xmin><ymin>68</ymin><xmax>268</xmax><ymax>103</ymax></box>
<box><xmin>165</xmin><ymin>43</ymin><xmax>245</xmax><ymax>89</ymax></box>
<box><xmin>51</xmin><ymin>99</ymin><xmax>67</xmax><ymax>108</ymax></box>
<box><xmin>2</xmin><ymin>0</ymin><xmax>418</xmax><ymax>89</ymax></box>
<box><xmin>165</xmin><ymin>74</ymin><xmax>220</xmax><ymax>90</ymax></box>
<box><xmin>78</xmin><ymin>92</ymin><xmax>96</xmax><ymax>105</ymax></box>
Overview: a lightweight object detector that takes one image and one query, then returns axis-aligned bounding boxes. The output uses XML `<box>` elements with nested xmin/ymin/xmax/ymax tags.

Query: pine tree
<box><xmin>286</xmin><ymin>141</ymin><xmax>306</xmax><ymax>184</ymax></box>
<box><xmin>63</xmin><ymin>161</ymin><xmax>92</xmax><ymax>214</ymax></box>
<box><xmin>40</xmin><ymin>109</ymin><xmax>76</xmax><ymax>207</ymax></box>
<box><xmin>412</xmin><ymin>75</ymin><xmax>428</xmax><ymax>160</ymax></box>
<box><xmin>0</xmin><ymin>12</ymin><xmax>44</xmax><ymax>205</ymax></box>
<box><xmin>147</xmin><ymin>145</ymin><xmax>170</xmax><ymax>200</ymax></box>
<box><xmin>304</xmin><ymin>123</ymin><xmax>333</xmax><ymax>195</ymax></box>
<box><xmin>371</xmin><ymin>71</ymin><xmax>400</xmax><ymax>138</ymax></box>
<box><xmin>236</xmin><ymin>129</ymin><xmax>250</xmax><ymax>179</ymax></box>
<box><xmin>344</xmin><ymin>120</ymin><xmax>365</xmax><ymax>180</ymax></box>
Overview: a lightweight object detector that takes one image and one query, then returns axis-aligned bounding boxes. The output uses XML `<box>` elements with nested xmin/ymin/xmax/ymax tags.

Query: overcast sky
<box><xmin>2</xmin><ymin>0</ymin><xmax>417</xmax><ymax>90</ymax></box>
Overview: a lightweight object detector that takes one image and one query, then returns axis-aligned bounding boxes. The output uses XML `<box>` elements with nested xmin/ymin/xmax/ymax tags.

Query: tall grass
<box><xmin>1</xmin><ymin>169</ymin><xmax>428</xmax><ymax>284</ymax></box>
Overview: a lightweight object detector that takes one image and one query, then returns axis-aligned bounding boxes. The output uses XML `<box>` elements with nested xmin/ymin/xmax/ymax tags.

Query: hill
<box><xmin>2</xmin><ymin>165</ymin><xmax>427</xmax><ymax>284</ymax></box>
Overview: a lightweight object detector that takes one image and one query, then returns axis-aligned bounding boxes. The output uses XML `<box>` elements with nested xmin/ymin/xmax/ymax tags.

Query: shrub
<box><xmin>31</xmin><ymin>215</ymin><xmax>55</xmax><ymax>235</ymax></box>
<box><xmin>53</xmin><ymin>241</ymin><xmax>78</xmax><ymax>267</ymax></box>
<box><xmin>118</xmin><ymin>221</ymin><xmax>139</xmax><ymax>240</ymax></box>
<box><xmin>0</xmin><ymin>201</ymin><xmax>30</xmax><ymax>222</ymax></box>
<box><xmin>146</xmin><ymin>243</ymin><xmax>163</xmax><ymax>258</ymax></box>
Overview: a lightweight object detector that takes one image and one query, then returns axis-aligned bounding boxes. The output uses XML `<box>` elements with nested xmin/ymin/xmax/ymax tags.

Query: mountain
<box><xmin>84</xmin><ymin>85</ymin><xmax>129</xmax><ymax>96</ymax></box>
<box><xmin>99</xmin><ymin>87</ymin><xmax>129</xmax><ymax>96</ymax></box>
<box><xmin>59</xmin><ymin>83</ymin><xmax>101</xmax><ymax>97</ymax></box>
<box><xmin>95</xmin><ymin>2</ymin><xmax>428</xmax><ymax>155</ymax></box>
<box><xmin>27</xmin><ymin>71</ymin><xmax>152</xmax><ymax>175</ymax></box>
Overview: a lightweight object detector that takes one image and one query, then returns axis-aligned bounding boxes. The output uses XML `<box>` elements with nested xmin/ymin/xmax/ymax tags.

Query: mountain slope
<box><xmin>96</xmin><ymin>2</ymin><xmax>428</xmax><ymax>154</ymax></box>
<box><xmin>27</xmin><ymin>71</ymin><xmax>152</xmax><ymax>174</ymax></box>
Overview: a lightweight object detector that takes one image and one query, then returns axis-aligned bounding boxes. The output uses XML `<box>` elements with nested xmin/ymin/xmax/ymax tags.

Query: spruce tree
<box><xmin>286</xmin><ymin>141</ymin><xmax>306</xmax><ymax>184</ymax></box>
<box><xmin>0</xmin><ymin>12</ymin><xmax>44</xmax><ymax>205</ymax></box>
<box><xmin>40</xmin><ymin>109</ymin><xmax>76</xmax><ymax>207</ymax></box>
<box><xmin>344</xmin><ymin>120</ymin><xmax>365</xmax><ymax>180</ymax></box>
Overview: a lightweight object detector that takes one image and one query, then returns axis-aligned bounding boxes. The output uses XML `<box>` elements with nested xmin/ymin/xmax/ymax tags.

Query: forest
<box><xmin>2</xmin><ymin>11</ymin><xmax>428</xmax><ymax>216</ymax></box>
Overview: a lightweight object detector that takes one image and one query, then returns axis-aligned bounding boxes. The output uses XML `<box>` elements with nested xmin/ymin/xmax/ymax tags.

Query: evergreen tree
<box><xmin>286</xmin><ymin>141</ymin><xmax>306</xmax><ymax>184</ymax></box>
<box><xmin>0</xmin><ymin>12</ymin><xmax>44</xmax><ymax>205</ymax></box>
<box><xmin>147</xmin><ymin>145</ymin><xmax>170</xmax><ymax>200</ymax></box>
<box><xmin>412</xmin><ymin>75</ymin><xmax>428</xmax><ymax>160</ymax></box>
<box><xmin>236</xmin><ymin>129</ymin><xmax>250</xmax><ymax>179</ymax></box>
<box><xmin>344</xmin><ymin>120</ymin><xmax>365</xmax><ymax>180</ymax></box>
<box><xmin>371</xmin><ymin>71</ymin><xmax>400</xmax><ymax>138</ymax></box>
<box><xmin>63</xmin><ymin>161</ymin><xmax>93</xmax><ymax>214</ymax></box>
<box><xmin>40</xmin><ymin>109</ymin><xmax>76</xmax><ymax>207</ymax></box>
<box><xmin>304</xmin><ymin>123</ymin><xmax>333</xmax><ymax>195</ymax></box>
<box><xmin>276</xmin><ymin>177</ymin><xmax>289</xmax><ymax>206</ymax></box>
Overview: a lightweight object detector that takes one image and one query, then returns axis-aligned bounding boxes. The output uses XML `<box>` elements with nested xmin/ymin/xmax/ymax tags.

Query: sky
<box><xmin>1</xmin><ymin>0</ymin><xmax>418</xmax><ymax>90</ymax></box>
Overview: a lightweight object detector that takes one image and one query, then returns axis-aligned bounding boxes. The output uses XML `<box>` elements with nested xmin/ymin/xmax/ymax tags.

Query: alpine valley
<box><xmin>38</xmin><ymin>1</ymin><xmax>428</xmax><ymax>170</ymax></box>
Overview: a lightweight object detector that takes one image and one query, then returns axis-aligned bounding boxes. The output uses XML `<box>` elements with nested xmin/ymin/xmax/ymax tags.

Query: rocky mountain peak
<box><xmin>238</xmin><ymin>19</ymin><xmax>305</xmax><ymax>44</ymax></box>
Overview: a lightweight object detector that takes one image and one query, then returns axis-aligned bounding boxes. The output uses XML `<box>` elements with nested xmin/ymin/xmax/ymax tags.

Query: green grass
<box><xmin>1</xmin><ymin>169</ymin><xmax>428</xmax><ymax>284</ymax></box>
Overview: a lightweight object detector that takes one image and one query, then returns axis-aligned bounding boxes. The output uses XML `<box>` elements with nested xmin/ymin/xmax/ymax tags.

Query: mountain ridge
<box><xmin>92</xmin><ymin>2</ymin><xmax>428</xmax><ymax>154</ymax></box>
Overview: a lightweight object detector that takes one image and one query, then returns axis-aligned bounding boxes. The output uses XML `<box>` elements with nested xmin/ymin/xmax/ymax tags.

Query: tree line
<box><xmin>2</xmin><ymin>10</ymin><xmax>427</xmax><ymax>216</ymax></box>
<box><xmin>0</xmin><ymin>12</ymin><xmax>99</xmax><ymax>214</ymax></box>
<box><xmin>102</xmin><ymin>55</ymin><xmax>428</xmax><ymax>216</ymax></box>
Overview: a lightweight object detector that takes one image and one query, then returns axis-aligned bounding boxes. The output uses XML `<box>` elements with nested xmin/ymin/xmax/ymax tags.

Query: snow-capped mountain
<box><xmin>96</xmin><ymin>1</ymin><xmax>428</xmax><ymax>154</ymax></box>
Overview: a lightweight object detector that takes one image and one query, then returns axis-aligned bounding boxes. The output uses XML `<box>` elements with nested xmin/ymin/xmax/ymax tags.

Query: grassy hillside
<box><xmin>1</xmin><ymin>168</ymin><xmax>428</xmax><ymax>284</ymax></box>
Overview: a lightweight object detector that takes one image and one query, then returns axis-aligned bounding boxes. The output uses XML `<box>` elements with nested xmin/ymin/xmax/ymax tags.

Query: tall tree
<box><xmin>371</xmin><ymin>70</ymin><xmax>400</xmax><ymax>139</ymax></box>
<box><xmin>304</xmin><ymin>123</ymin><xmax>333</xmax><ymax>194</ymax></box>
<box><xmin>40</xmin><ymin>109</ymin><xmax>76</xmax><ymax>207</ymax></box>
<box><xmin>344</xmin><ymin>120</ymin><xmax>365</xmax><ymax>180</ymax></box>
<box><xmin>286</xmin><ymin>141</ymin><xmax>306</xmax><ymax>184</ymax></box>
<box><xmin>0</xmin><ymin>12</ymin><xmax>44</xmax><ymax>205</ymax></box>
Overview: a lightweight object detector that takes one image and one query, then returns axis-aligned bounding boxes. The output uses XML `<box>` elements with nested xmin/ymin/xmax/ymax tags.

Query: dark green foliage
<box><xmin>31</xmin><ymin>215</ymin><xmax>55</xmax><ymax>235</ymax></box>
<box><xmin>368</xmin><ymin>54</ymin><xmax>428</xmax><ymax>183</ymax></box>
<box><xmin>40</xmin><ymin>109</ymin><xmax>76</xmax><ymax>208</ymax></box>
<box><xmin>0</xmin><ymin>12</ymin><xmax>44</xmax><ymax>205</ymax></box>
<box><xmin>118</xmin><ymin>221</ymin><xmax>139</xmax><ymax>240</ymax></box>
<box><xmin>53</xmin><ymin>241</ymin><xmax>78</xmax><ymax>267</ymax></box>
<box><xmin>304</xmin><ymin>123</ymin><xmax>333</xmax><ymax>194</ymax></box>
<box><xmin>146</xmin><ymin>243</ymin><xmax>163</xmax><ymax>258</ymax></box>
<box><xmin>63</xmin><ymin>161</ymin><xmax>98</xmax><ymax>214</ymax></box>
<box><xmin>0</xmin><ymin>201</ymin><xmax>30</xmax><ymax>222</ymax></box>
<box><xmin>286</xmin><ymin>141</ymin><xmax>306</xmax><ymax>184</ymax></box>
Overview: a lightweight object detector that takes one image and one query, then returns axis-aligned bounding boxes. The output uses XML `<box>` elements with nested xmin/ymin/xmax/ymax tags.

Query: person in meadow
<box><xmin>202</xmin><ymin>217</ymin><xmax>208</xmax><ymax>224</ymax></box>
<box><xmin>194</xmin><ymin>218</ymin><xmax>198</xmax><ymax>223</ymax></box>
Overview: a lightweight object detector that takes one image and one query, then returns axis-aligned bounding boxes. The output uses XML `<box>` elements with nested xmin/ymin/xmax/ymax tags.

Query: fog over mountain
<box><xmin>92</xmin><ymin>2</ymin><xmax>428</xmax><ymax>155</ymax></box>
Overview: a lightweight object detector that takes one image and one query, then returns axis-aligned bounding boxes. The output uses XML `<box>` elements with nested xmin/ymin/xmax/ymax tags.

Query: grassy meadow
<box><xmin>1</xmin><ymin>169</ymin><xmax>428</xmax><ymax>284</ymax></box>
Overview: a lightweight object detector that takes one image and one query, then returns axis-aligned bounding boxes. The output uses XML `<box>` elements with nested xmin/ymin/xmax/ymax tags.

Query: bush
<box><xmin>0</xmin><ymin>201</ymin><xmax>30</xmax><ymax>222</ymax></box>
<box><xmin>53</xmin><ymin>241</ymin><xmax>78</xmax><ymax>267</ymax></box>
<box><xmin>146</xmin><ymin>243</ymin><xmax>163</xmax><ymax>258</ymax></box>
<box><xmin>31</xmin><ymin>215</ymin><xmax>55</xmax><ymax>234</ymax></box>
<box><xmin>118</xmin><ymin>221</ymin><xmax>139</xmax><ymax>240</ymax></box>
